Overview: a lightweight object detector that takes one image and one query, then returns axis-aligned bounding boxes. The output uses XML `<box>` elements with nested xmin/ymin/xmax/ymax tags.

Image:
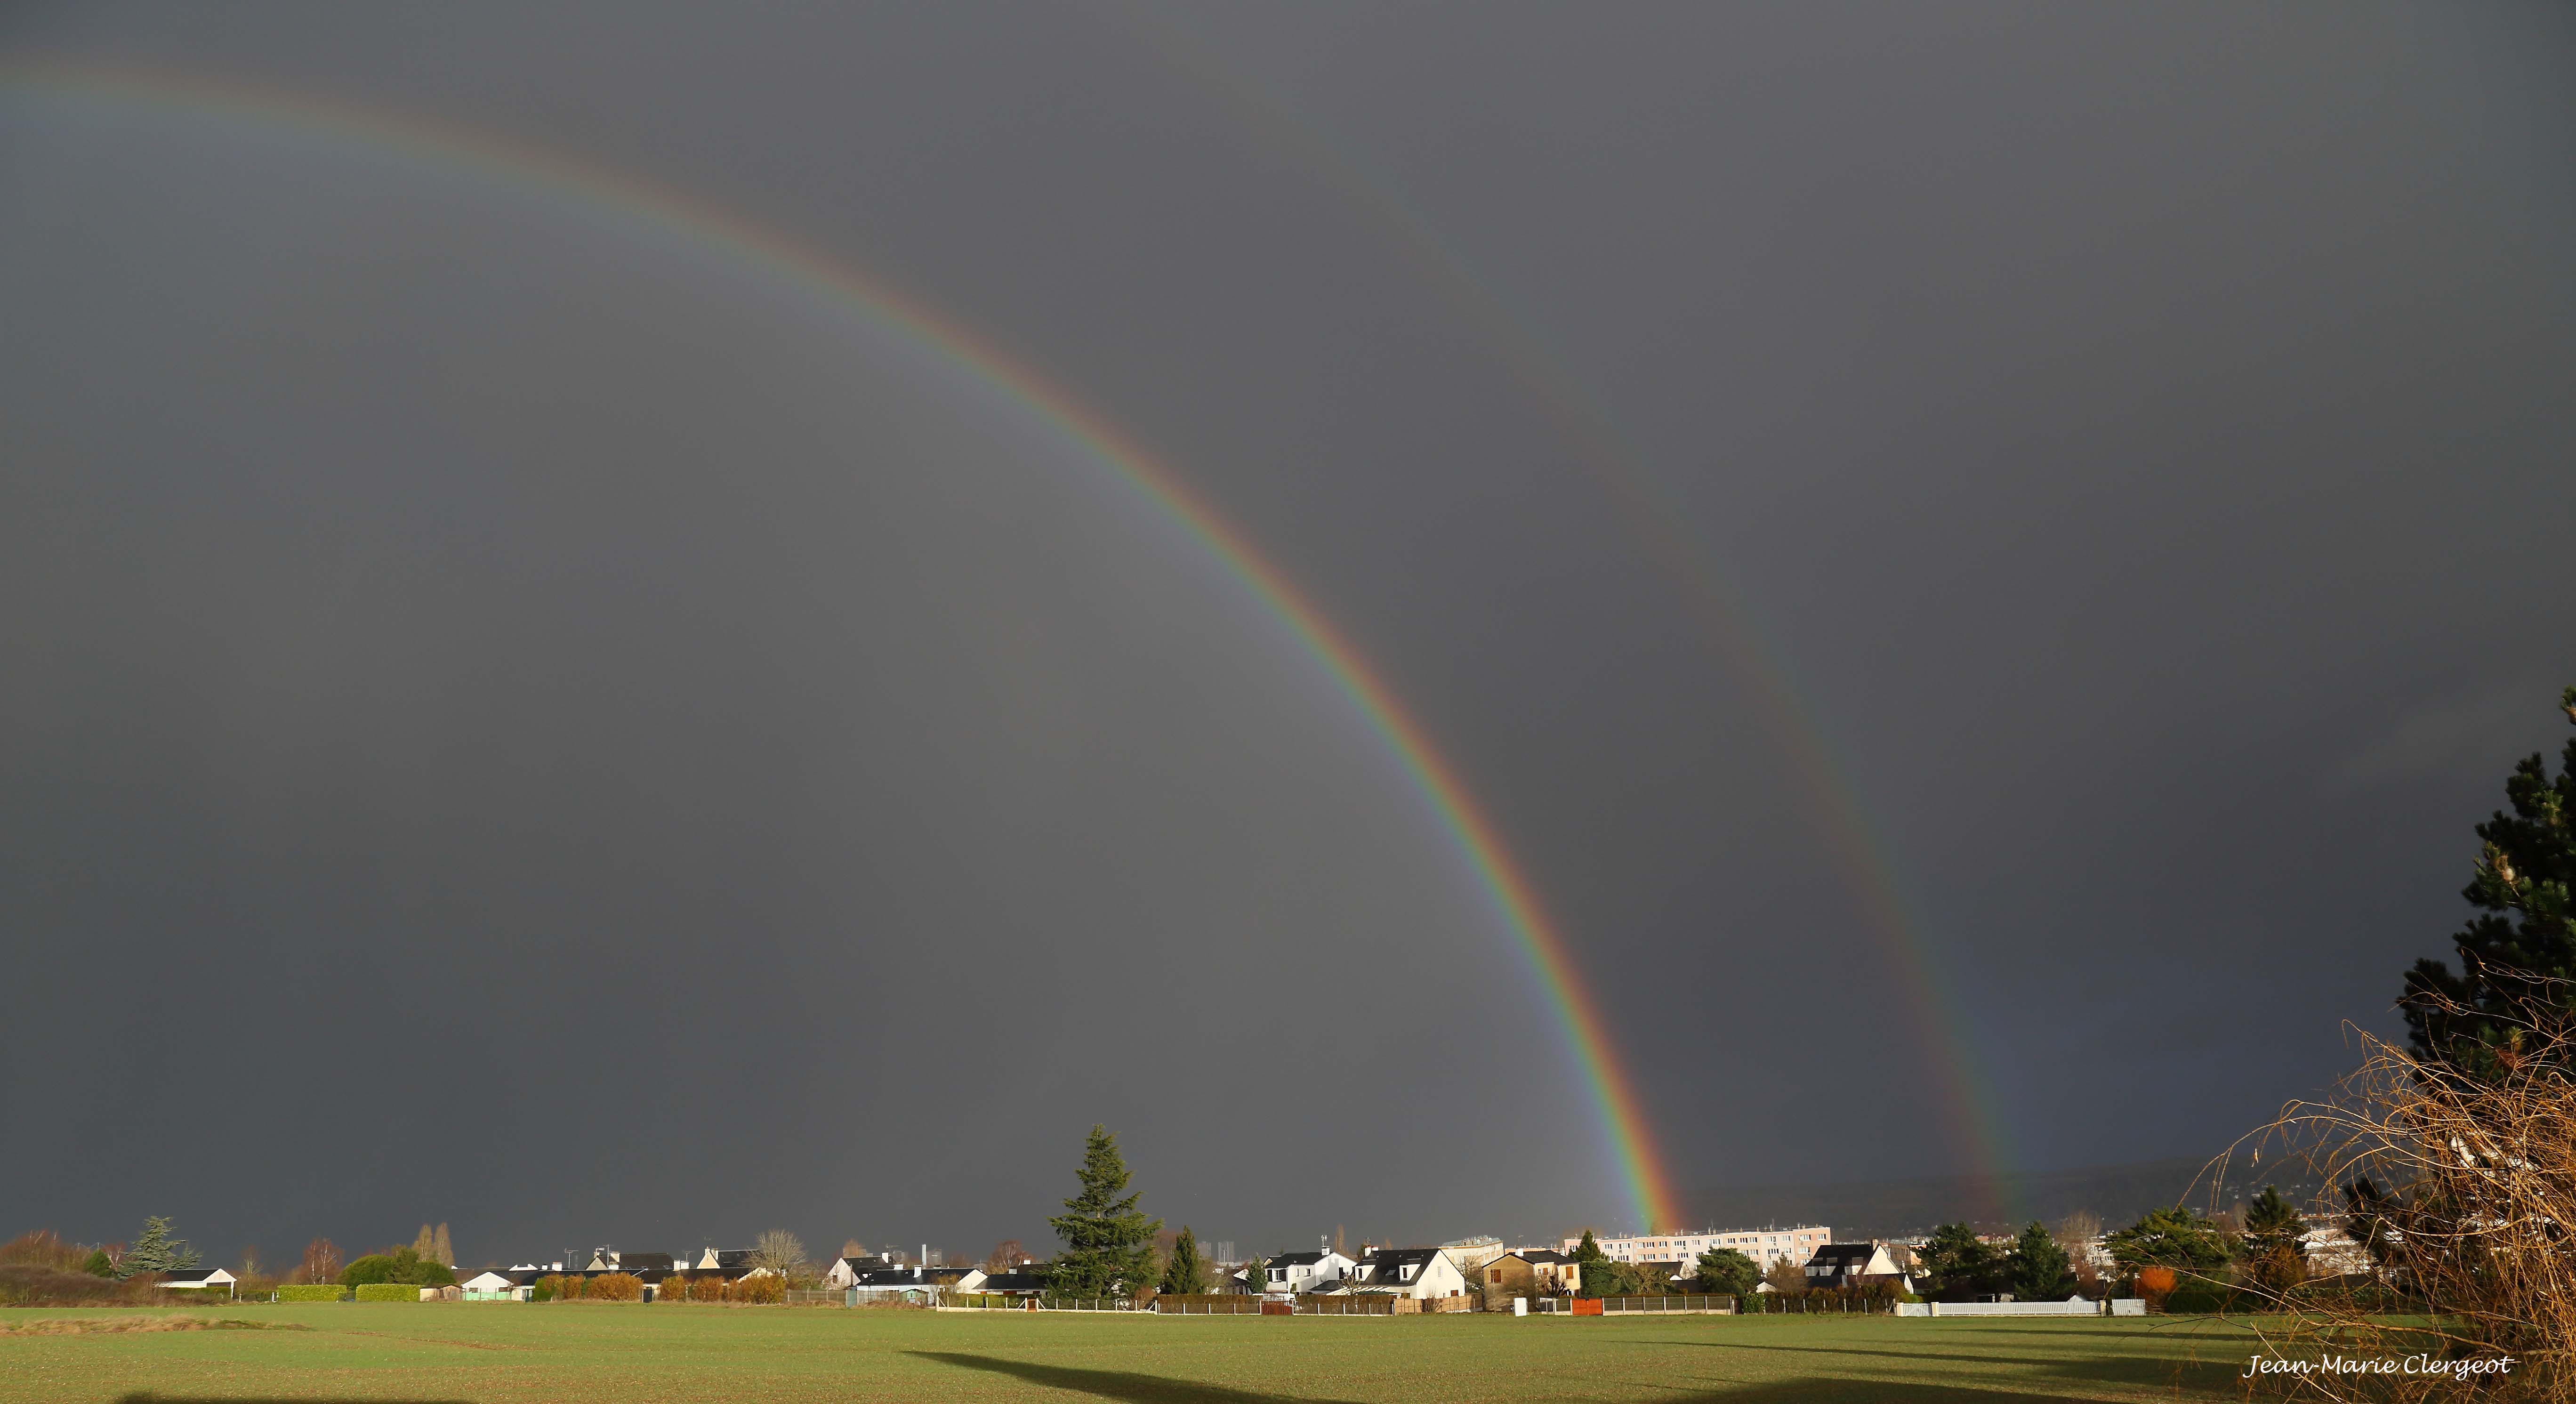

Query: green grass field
<box><xmin>0</xmin><ymin>1303</ymin><xmax>2269</xmax><ymax>1403</ymax></box>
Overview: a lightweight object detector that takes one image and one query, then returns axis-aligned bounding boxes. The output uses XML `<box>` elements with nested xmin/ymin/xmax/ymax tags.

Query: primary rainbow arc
<box><xmin>0</xmin><ymin>60</ymin><xmax>1690</xmax><ymax>1232</ymax></box>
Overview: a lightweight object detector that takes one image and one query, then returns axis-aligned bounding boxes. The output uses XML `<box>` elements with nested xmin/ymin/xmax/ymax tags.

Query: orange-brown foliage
<box><xmin>586</xmin><ymin>1273</ymin><xmax>643</xmax><ymax>1302</ymax></box>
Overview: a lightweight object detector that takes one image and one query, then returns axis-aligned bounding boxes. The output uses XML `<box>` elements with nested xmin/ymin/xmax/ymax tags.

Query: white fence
<box><xmin>1896</xmin><ymin>1299</ymin><xmax>2121</xmax><ymax>1317</ymax></box>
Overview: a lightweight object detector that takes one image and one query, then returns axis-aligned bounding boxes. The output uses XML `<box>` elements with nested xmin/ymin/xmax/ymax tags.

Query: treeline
<box><xmin>0</xmin><ymin>1218</ymin><xmax>464</xmax><ymax>1304</ymax></box>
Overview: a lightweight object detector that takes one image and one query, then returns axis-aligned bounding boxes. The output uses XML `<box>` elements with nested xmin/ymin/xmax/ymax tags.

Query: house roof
<box><xmin>161</xmin><ymin>1268</ymin><xmax>233</xmax><ymax>1284</ymax></box>
<box><xmin>1362</xmin><ymin>1248</ymin><xmax>1440</xmax><ymax>1267</ymax></box>
<box><xmin>618</xmin><ymin>1253</ymin><xmax>676</xmax><ymax>1272</ymax></box>
<box><xmin>1267</xmin><ymin>1251</ymin><xmax>1328</xmax><ymax>1266</ymax></box>
<box><xmin>1517</xmin><ymin>1250</ymin><xmax>1571</xmax><ymax>1264</ymax></box>
<box><xmin>851</xmin><ymin>1267</ymin><xmax>971</xmax><ymax>1287</ymax></box>
<box><xmin>975</xmin><ymin>1273</ymin><xmax>1048</xmax><ymax>1291</ymax></box>
<box><xmin>1806</xmin><ymin>1244</ymin><xmax>1883</xmax><ymax>1267</ymax></box>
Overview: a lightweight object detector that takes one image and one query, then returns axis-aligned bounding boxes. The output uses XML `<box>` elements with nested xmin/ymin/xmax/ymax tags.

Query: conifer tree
<box><xmin>431</xmin><ymin>1223</ymin><xmax>453</xmax><ymax>1268</ymax></box>
<box><xmin>1046</xmin><ymin>1125</ymin><xmax>1159</xmax><ymax>1299</ymax></box>
<box><xmin>1917</xmin><ymin>1223</ymin><xmax>1997</xmax><ymax>1299</ymax></box>
<box><xmin>1238</xmin><ymin>1253</ymin><xmax>1266</xmax><ymax>1293</ymax></box>
<box><xmin>2241</xmin><ymin>1186</ymin><xmax>2307</xmax><ymax>1293</ymax></box>
<box><xmin>2006</xmin><ymin>1220</ymin><xmax>2077</xmax><ymax>1299</ymax></box>
<box><xmin>117</xmin><ymin>1217</ymin><xmax>201</xmax><ymax>1278</ymax></box>
<box><xmin>412</xmin><ymin>1225</ymin><xmax>437</xmax><ymax>1261</ymax></box>
<box><xmin>1692</xmin><ymin>1247</ymin><xmax>1761</xmax><ymax>1298</ymax></box>
<box><xmin>2404</xmin><ymin>686</ymin><xmax>2576</xmax><ymax>1072</ymax></box>
<box><xmin>2104</xmin><ymin>1206</ymin><xmax>2236</xmax><ymax>1273</ymax></box>
<box><xmin>1570</xmin><ymin>1230</ymin><xmax>1612</xmax><ymax>1298</ymax></box>
<box><xmin>1159</xmin><ymin>1226</ymin><xmax>1207</xmax><ymax>1296</ymax></box>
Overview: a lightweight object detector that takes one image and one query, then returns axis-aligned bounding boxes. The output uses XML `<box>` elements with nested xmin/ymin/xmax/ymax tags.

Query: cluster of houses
<box><xmin>147</xmin><ymin>1223</ymin><xmax>1910</xmax><ymax>1305</ymax></box>
<box><xmin>1229</xmin><ymin>1227</ymin><xmax>1909</xmax><ymax>1305</ymax></box>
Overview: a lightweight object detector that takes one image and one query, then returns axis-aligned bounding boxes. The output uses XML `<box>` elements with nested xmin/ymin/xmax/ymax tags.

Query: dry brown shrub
<box><xmin>0</xmin><ymin>1315</ymin><xmax>304</xmax><ymax>1337</ymax></box>
<box><xmin>730</xmin><ymin>1274</ymin><xmax>785</xmax><ymax>1305</ymax></box>
<box><xmin>586</xmin><ymin>1273</ymin><xmax>643</xmax><ymax>1302</ymax></box>
<box><xmin>0</xmin><ymin>1231</ymin><xmax>87</xmax><ymax>1272</ymax></box>
<box><xmin>2227</xmin><ymin>1000</ymin><xmax>2576</xmax><ymax>1402</ymax></box>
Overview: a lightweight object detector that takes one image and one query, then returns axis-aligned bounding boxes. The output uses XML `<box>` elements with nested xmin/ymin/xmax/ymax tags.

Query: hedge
<box><xmin>276</xmin><ymin>1283</ymin><xmax>349</xmax><ymax>1302</ymax></box>
<box><xmin>354</xmin><ymin>1283</ymin><xmax>421</xmax><ymax>1302</ymax></box>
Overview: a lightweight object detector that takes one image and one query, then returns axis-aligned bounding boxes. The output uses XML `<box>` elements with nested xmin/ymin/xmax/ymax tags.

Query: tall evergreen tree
<box><xmin>1159</xmin><ymin>1226</ymin><xmax>1208</xmax><ymax>1296</ymax></box>
<box><xmin>2007</xmin><ymin>1220</ymin><xmax>2077</xmax><ymax>1300</ymax></box>
<box><xmin>2240</xmin><ymin>1186</ymin><xmax>2308</xmax><ymax>1293</ymax></box>
<box><xmin>1692</xmin><ymin>1247</ymin><xmax>1761</xmax><ymax>1298</ymax></box>
<box><xmin>2242</xmin><ymin>1187</ymin><xmax>2303</xmax><ymax>1260</ymax></box>
<box><xmin>1916</xmin><ymin>1223</ymin><xmax>1997</xmax><ymax>1299</ymax></box>
<box><xmin>117</xmin><ymin>1217</ymin><xmax>201</xmax><ymax>1278</ymax></box>
<box><xmin>2403</xmin><ymin>686</ymin><xmax>2576</xmax><ymax>1072</ymax></box>
<box><xmin>1046</xmin><ymin>1124</ymin><xmax>1159</xmax><ymax>1299</ymax></box>
<box><xmin>411</xmin><ymin>1225</ymin><xmax>437</xmax><ymax>1261</ymax></box>
<box><xmin>1570</xmin><ymin>1230</ymin><xmax>1612</xmax><ymax>1298</ymax></box>
<box><xmin>2104</xmin><ymin>1206</ymin><xmax>2236</xmax><ymax>1273</ymax></box>
<box><xmin>431</xmin><ymin>1223</ymin><xmax>453</xmax><ymax>1268</ymax></box>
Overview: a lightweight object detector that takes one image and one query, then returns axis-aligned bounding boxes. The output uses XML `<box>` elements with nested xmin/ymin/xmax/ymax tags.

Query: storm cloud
<box><xmin>2</xmin><ymin>1</ymin><xmax>2571</xmax><ymax>1267</ymax></box>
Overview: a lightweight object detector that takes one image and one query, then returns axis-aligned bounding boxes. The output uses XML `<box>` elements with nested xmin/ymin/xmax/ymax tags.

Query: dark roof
<box><xmin>619</xmin><ymin>1253</ymin><xmax>676</xmax><ymax>1272</ymax></box>
<box><xmin>1267</xmin><ymin>1251</ymin><xmax>1327</xmax><ymax>1266</ymax></box>
<box><xmin>853</xmin><ymin>1267</ymin><xmax>969</xmax><ymax>1287</ymax></box>
<box><xmin>833</xmin><ymin>1255</ymin><xmax>888</xmax><ymax>1269</ymax></box>
<box><xmin>1363</xmin><ymin>1248</ymin><xmax>1439</xmax><ymax>1267</ymax></box>
<box><xmin>1516</xmin><ymin>1250</ymin><xmax>1570</xmax><ymax>1265</ymax></box>
<box><xmin>712</xmin><ymin>1249</ymin><xmax>756</xmax><ymax>1269</ymax></box>
<box><xmin>975</xmin><ymin>1273</ymin><xmax>1048</xmax><ymax>1291</ymax></box>
<box><xmin>1807</xmin><ymin>1244</ymin><xmax>1881</xmax><ymax>1265</ymax></box>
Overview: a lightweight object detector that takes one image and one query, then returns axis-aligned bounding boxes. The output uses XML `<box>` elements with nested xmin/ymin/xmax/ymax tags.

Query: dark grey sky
<box><xmin>3</xmin><ymin>1</ymin><xmax>2571</xmax><ymax>1269</ymax></box>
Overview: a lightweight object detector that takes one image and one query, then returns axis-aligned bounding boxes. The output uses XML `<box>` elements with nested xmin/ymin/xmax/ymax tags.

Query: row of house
<box><xmin>1240</xmin><ymin>1231</ymin><xmax>1908</xmax><ymax>1304</ymax></box>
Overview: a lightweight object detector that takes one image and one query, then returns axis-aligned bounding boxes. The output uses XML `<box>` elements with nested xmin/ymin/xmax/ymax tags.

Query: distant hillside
<box><xmin>1682</xmin><ymin>1156</ymin><xmax>2332</xmax><ymax>1238</ymax></box>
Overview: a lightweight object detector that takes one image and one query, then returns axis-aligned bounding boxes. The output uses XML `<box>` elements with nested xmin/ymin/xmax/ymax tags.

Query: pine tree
<box><xmin>1238</xmin><ymin>1253</ymin><xmax>1266</xmax><ymax>1293</ymax></box>
<box><xmin>1159</xmin><ymin>1226</ymin><xmax>1207</xmax><ymax>1296</ymax></box>
<box><xmin>2241</xmin><ymin>1186</ymin><xmax>2307</xmax><ymax>1293</ymax></box>
<box><xmin>2403</xmin><ymin>686</ymin><xmax>2576</xmax><ymax>1073</ymax></box>
<box><xmin>1045</xmin><ymin>1125</ymin><xmax>1160</xmax><ymax>1299</ymax></box>
<box><xmin>1692</xmin><ymin>1247</ymin><xmax>1761</xmax><ymax>1298</ymax></box>
<box><xmin>117</xmin><ymin>1217</ymin><xmax>202</xmax><ymax>1278</ymax></box>
<box><xmin>1570</xmin><ymin>1230</ymin><xmax>1611</xmax><ymax>1298</ymax></box>
<box><xmin>2007</xmin><ymin>1220</ymin><xmax>2077</xmax><ymax>1300</ymax></box>
<box><xmin>1917</xmin><ymin>1223</ymin><xmax>1997</xmax><ymax>1299</ymax></box>
<box><xmin>2104</xmin><ymin>1206</ymin><xmax>2236</xmax><ymax>1273</ymax></box>
<box><xmin>431</xmin><ymin>1223</ymin><xmax>453</xmax><ymax>1268</ymax></box>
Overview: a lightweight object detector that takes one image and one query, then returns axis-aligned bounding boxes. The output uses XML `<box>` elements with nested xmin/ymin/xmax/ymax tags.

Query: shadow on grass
<box><xmin>914</xmin><ymin>1351</ymin><xmax>1367</xmax><ymax>1404</ymax></box>
<box><xmin>1650</xmin><ymin>1332</ymin><xmax>2248</xmax><ymax>1395</ymax></box>
<box><xmin>120</xmin><ymin>1397</ymin><xmax>473</xmax><ymax>1404</ymax></box>
<box><xmin>1673</xmin><ymin>1384</ymin><xmax>2108</xmax><ymax>1404</ymax></box>
<box><xmin>918</xmin><ymin>1351</ymin><xmax>2134</xmax><ymax>1404</ymax></box>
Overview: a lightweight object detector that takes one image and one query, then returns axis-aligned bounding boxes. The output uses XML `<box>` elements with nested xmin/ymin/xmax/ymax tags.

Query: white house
<box><xmin>460</xmin><ymin>1270</ymin><xmax>536</xmax><ymax>1300</ymax></box>
<box><xmin>161</xmin><ymin>1268</ymin><xmax>236</xmax><ymax>1297</ymax></box>
<box><xmin>822</xmin><ymin>1255</ymin><xmax>888</xmax><ymax>1289</ymax></box>
<box><xmin>691</xmin><ymin>1248</ymin><xmax>771</xmax><ymax>1278</ymax></box>
<box><xmin>1803</xmin><ymin>1243</ymin><xmax>1911</xmax><ymax>1291</ymax></box>
<box><xmin>1255</xmin><ymin>1249</ymin><xmax>1357</xmax><ymax>1293</ymax></box>
<box><xmin>1348</xmin><ymin>1247</ymin><xmax>1470</xmax><ymax>1300</ymax></box>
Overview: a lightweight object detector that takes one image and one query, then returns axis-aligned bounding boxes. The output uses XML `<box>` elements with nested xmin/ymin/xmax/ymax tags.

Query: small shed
<box><xmin>161</xmin><ymin>1268</ymin><xmax>237</xmax><ymax>1298</ymax></box>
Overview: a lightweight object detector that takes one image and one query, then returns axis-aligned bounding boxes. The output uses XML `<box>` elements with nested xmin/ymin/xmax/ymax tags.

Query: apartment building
<box><xmin>1562</xmin><ymin>1226</ymin><xmax>1831</xmax><ymax>1268</ymax></box>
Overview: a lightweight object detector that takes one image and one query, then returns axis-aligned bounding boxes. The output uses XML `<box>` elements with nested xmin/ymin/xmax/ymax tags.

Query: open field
<box><xmin>0</xmin><ymin>1302</ymin><xmax>2269</xmax><ymax>1403</ymax></box>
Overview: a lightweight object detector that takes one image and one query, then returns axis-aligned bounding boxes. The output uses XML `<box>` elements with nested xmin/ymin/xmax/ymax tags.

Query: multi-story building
<box><xmin>1562</xmin><ymin>1226</ymin><xmax>1831</xmax><ymax>1269</ymax></box>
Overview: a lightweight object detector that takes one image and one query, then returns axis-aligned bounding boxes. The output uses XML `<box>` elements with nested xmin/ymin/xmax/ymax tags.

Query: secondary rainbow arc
<box><xmin>0</xmin><ymin>60</ymin><xmax>1690</xmax><ymax>1232</ymax></box>
<box><xmin>1111</xmin><ymin>17</ymin><xmax>2021</xmax><ymax>1221</ymax></box>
